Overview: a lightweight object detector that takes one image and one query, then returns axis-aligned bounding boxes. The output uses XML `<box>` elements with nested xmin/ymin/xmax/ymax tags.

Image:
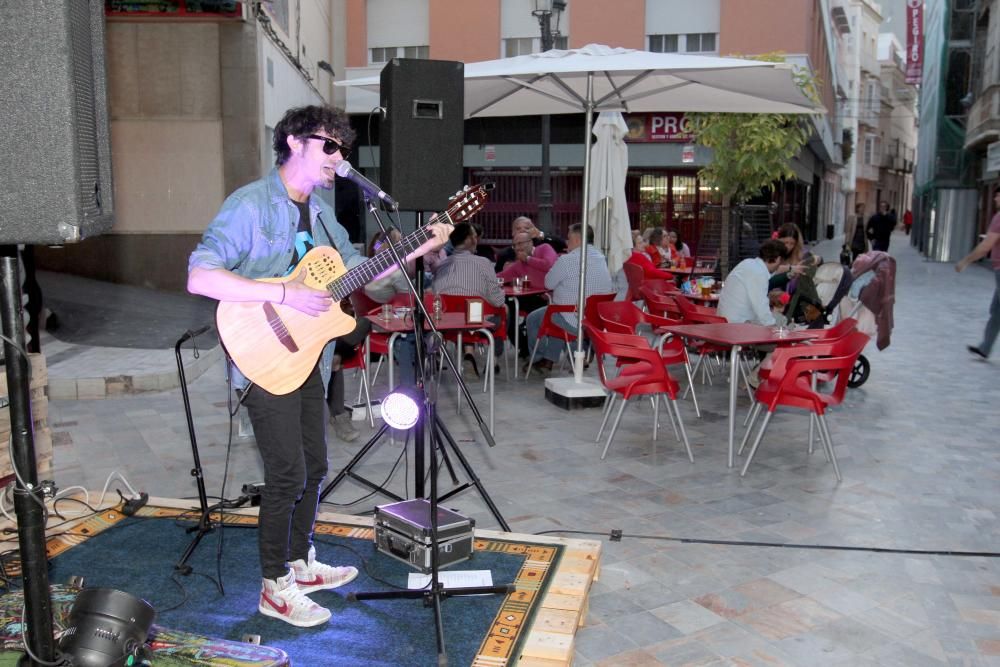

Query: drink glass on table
<box><xmin>513</xmin><ymin>277</ymin><xmax>523</xmax><ymax>293</ymax></box>
<box><xmin>522</xmin><ymin>275</ymin><xmax>530</xmax><ymax>288</ymax></box>
<box><xmin>381</xmin><ymin>303</ymin><xmax>392</xmax><ymax>320</ymax></box>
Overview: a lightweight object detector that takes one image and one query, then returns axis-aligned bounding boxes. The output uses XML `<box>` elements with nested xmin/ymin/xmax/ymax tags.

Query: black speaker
<box><xmin>380</xmin><ymin>59</ymin><xmax>464</xmax><ymax>212</ymax></box>
<box><xmin>0</xmin><ymin>0</ymin><xmax>114</xmax><ymax>245</ymax></box>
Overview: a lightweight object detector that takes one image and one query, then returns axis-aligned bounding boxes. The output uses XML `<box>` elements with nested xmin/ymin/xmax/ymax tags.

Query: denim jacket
<box><xmin>189</xmin><ymin>168</ymin><xmax>365</xmax><ymax>392</ymax></box>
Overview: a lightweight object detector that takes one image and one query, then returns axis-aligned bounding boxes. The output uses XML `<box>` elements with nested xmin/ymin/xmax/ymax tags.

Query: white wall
<box><xmin>646</xmin><ymin>0</ymin><xmax>720</xmax><ymax>35</ymax></box>
<box><xmin>367</xmin><ymin>0</ymin><xmax>429</xmax><ymax>47</ymax></box>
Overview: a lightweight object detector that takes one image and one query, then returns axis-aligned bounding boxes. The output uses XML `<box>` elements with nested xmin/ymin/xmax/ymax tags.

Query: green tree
<box><xmin>687</xmin><ymin>54</ymin><xmax>820</xmax><ymax>275</ymax></box>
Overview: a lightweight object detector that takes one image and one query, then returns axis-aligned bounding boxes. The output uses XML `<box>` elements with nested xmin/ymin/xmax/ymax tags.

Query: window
<box><xmin>864</xmin><ymin>135</ymin><xmax>877</xmax><ymax>165</ymax></box>
<box><xmin>685</xmin><ymin>33</ymin><xmax>717</xmax><ymax>53</ymax></box>
<box><xmin>648</xmin><ymin>34</ymin><xmax>679</xmax><ymax>53</ymax></box>
<box><xmin>503</xmin><ymin>37</ymin><xmax>535</xmax><ymax>58</ymax></box>
<box><xmin>370</xmin><ymin>46</ymin><xmax>429</xmax><ymax>65</ymax></box>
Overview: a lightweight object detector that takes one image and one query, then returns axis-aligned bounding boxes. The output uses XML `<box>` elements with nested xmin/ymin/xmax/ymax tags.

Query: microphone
<box><xmin>334</xmin><ymin>160</ymin><xmax>398</xmax><ymax>209</ymax></box>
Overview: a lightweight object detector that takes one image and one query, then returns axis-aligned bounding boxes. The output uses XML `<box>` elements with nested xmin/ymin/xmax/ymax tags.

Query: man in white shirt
<box><xmin>718</xmin><ymin>240</ymin><xmax>786</xmax><ymax>325</ymax></box>
<box><xmin>525</xmin><ymin>223</ymin><xmax>614</xmax><ymax>373</ymax></box>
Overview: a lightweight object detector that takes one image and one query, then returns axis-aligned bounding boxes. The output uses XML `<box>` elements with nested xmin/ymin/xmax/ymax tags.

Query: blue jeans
<box><xmin>525</xmin><ymin>306</ymin><xmax>574</xmax><ymax>363</ymax></box>
<box><xmin>978</xmin><ymin>269</ymin><xmax>1000</xmax><ymax>357</ymax></box>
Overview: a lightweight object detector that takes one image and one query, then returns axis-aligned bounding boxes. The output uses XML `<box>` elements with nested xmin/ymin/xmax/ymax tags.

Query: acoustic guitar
<box><xmin>216</xmin><ymin>184</ymin><xmax>491</xmax><ymax>395</ymax></box>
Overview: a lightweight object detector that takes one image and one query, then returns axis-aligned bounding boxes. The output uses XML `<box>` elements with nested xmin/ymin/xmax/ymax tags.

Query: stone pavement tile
<box><xmin>647</xmin><ymin>635</ymin><xmax>728</xmax><ymax>666</ymax></box>
<box><xmin>605</xmin><ymin>609</ymin><xmax>685</xmax><ymax>647</ymax></box>
<box><xmin>650</xmin><ymin>599</ymin><xmax>726</xmax><ymax>635</ymax></box>
<box><xmin>594</xmin><ymin>647</ymin><xmax>666</xmax><ymax>666</ymax></box>
<box><xmin>694</xmin><ymin>578</ymin><xmax>799</xmax><ymax>619</ymax></box>
<box><xmin>731</xmin><ymin>596</ymin><xmax>841</xmax><ymax>641</ymax></box>
<box><xmin>572</xmin><ymin>623</ymin><xmax>640</xmax><ymax>662</ymax></box>
<box><xmin>857</xmin><ymin>640</ymin><xmax>949</xmax><ymax>666</ymax></box>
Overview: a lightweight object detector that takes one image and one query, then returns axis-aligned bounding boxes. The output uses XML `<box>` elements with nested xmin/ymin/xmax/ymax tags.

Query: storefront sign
<box><xmin>484</xmin><ymin>145</ymin><xmax>496</xmax><ymax>162</ymax></box>
<box><xmin>987</xmin><ymin>141</ymin><xmax>1000</xmax><ymax>174</ymax></box>
<box><xmin>625</xmin><ymin>113</ymin><xmax>694</xmax><ymax>143</ymax></box>
<box><xmin>682</xmin><ymin>144</ymin><xmax>695</xmax><ymax>163</ymax></box>
<box><xmin>905</xmin><ymin>0</ymin><xmax>923</xmax><ymax>85</ymax></box>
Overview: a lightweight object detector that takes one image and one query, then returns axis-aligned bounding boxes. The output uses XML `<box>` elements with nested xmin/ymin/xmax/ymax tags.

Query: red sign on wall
<box><xmin>624</xmin><ymin>113</ymin><xmax>694</xmax><ymax>143</ymax></box>
<box><xmin>905</xmin><ymin>0</ymin><xmax>923</xmax><ymax>85</ymax></box>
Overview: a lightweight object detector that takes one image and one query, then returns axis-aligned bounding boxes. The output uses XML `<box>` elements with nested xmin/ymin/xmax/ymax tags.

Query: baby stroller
<box><xmin>810</xmin><ymin>251</ymin><xmax>896</xmax><ymax>387</ymax></box>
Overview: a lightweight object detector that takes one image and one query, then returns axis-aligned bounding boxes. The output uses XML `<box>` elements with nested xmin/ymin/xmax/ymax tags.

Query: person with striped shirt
<box><xmin>433</xmin><ymin>222</ymin><xmax>506</xmax><ymax>375</ymax></box>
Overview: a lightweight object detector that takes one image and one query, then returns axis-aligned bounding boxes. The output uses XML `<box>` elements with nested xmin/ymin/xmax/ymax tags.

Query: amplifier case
<box><xmin>373</xmin><ymin>500</ymin><xmax>474</xmax><ymax>573</ymax></box>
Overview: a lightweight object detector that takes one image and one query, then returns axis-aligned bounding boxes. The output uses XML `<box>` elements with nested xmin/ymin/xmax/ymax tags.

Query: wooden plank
<box><xmin>0</xmin><ymin>393</ymin><xmax>48</xmax><ymax>434</ymax></box>
<box><xmin>531</xmin><ymin>608</ymin><xmax>579</xmax><ymax>636</ymax></box>
<box><xmin>0</xmin><ymin>353</ymin><xmax>47</xmax><ymax>394</ymax></box>
<box><xmin>547</xmin><ymin>572</ymin><xmax>589</xmax><ymax>598</ymax></box>
<box><xmin>518</xmin><ymin>630</ymin><xmax>574</xmax><ymax>663</ymax></box>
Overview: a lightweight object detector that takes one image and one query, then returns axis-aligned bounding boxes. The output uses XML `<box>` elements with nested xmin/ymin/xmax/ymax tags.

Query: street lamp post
<box><xmin>532</xmin><ymin>0</ymin><xmax>565</xmax><ymax>234</ymax></box>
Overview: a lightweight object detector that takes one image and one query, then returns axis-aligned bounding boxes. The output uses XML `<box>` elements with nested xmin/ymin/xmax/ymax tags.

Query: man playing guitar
<box><xmin>187</xmin><ymin>105</ymin><xmax>450</xmax><ymax>627</ymax></box>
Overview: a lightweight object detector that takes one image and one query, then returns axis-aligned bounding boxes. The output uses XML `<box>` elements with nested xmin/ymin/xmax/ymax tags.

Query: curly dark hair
<box><xmin>272</xmin><ymin>105</ymin><xmax>356</xmax><ymax>166</ymax></box>
<box><xmin>759</xmin><ymin>239</ymin><xmax>787</xmax><ymax>263</ymax></box>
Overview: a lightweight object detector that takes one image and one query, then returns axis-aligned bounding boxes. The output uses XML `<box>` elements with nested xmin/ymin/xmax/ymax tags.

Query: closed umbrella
<box><xmin>587</xmin><ymin>111</ymin><xmax>632</xmax><ymax>278</ymax></box>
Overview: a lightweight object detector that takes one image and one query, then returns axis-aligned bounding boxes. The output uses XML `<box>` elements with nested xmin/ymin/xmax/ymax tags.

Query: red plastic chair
<box><xmin>596</xmin><ymin>301</ymin><xmax>701</xmax><ymax>417</ymax></box>
<box><xmin>622</xmin><ymin>262</ymin><xmax>646</xmax><ymax>303</ymax></box>
<box><xmin>739</xmin><ymin>331</ymin><xmax>870</xmax><ymax>480</ymax></box>
<box><xmin>757</xmin><ymin>318</ymin><xmax>859</xmax><ymax>383</ymax></box>
<box><xmin>525</xmin><ymin>293</ymin><xmax>616</xmax><ymax>379</ymax></box>
<box><xmin>583</xmin><ymin>322</ymin><xmax>694</xmax><ymax>462</ymax></box>
<box><xmin>638</xmin><ymin>285</ymin><xmax>683</xmax><ymax>320</ymax></box>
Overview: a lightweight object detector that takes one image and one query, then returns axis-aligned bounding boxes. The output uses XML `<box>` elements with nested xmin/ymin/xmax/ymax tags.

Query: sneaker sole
<box><xmin>295</xmin><ymin>566</ymin><xmax>359</xmax><ymax>594</ymax></box>
<box><xmin>258</xmin><ymin>603</ymin><xmax>331</xmax><ymax>627</ymax></box>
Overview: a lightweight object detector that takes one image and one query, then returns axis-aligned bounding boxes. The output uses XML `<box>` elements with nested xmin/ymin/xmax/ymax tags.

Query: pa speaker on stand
<box><xmin>380</xmin><ymin>59</ymin><xmax>465</xmax><ymax>213</ymax></box>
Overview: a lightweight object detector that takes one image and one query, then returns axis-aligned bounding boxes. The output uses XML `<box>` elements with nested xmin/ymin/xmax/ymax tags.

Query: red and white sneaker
<box><xmin>258</xmin><ymin>570</ymin><xmax>331</xmax><ymax>627</ymax></box>
<box><xmin>290</xmin><ymin>545</ymin><xmax>359</xmax><ymax>594</ymax></box>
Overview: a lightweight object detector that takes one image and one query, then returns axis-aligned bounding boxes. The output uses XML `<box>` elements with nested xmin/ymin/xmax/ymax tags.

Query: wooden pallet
<box><xmin>0</xmin><ymin>353</ymin><xmax>51</xmax><ymax>482</ymax></box>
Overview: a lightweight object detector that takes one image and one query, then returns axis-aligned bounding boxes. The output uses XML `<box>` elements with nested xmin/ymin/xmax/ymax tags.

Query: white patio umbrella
<box><xmin>587</xmin><ymin>111</ymin><xmax>632</xmax><ymax>278</ymax></box>
<box><xmin>337</xmin><ymin>44</ymin><xmax>821</xmax><ymax>381</ymax></box>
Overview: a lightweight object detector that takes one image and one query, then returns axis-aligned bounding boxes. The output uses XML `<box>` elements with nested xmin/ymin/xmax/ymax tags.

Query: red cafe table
<box><xmin>659</xmin><ymin>323</ymin><xmax>818</xmax><ymax>468</ymax></box>
<box><xmin>367</xmin><ymin>310</ymin><xmax>498</xmax><ymax>434</ymax></box>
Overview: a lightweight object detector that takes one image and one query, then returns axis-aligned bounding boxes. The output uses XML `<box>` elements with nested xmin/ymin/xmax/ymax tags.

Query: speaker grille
<box><xmin>0</xmin><ymin>0</ymin><xmax>114</xmax><ymax>245</ymax></box>
<box><xmin>69</xmin><ymin>0</ymin><xmax>103</xmax><ymax>222</ymax></box>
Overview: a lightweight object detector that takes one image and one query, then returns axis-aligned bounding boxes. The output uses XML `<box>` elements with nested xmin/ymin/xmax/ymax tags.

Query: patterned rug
<box><xmin>2</xmin><ymin>503</ymin><xmax>567</xmax><ymax>666</ymax></box>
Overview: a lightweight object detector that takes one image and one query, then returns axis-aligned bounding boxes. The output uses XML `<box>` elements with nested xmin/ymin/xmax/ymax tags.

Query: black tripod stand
<box><xmin>173</xmin><ymin>324</ymin><xmax>229</xmax><ymax>590</ymax></box>
<box><xmin>320</xmin><ymin>199</ymin><xmax>511</xmax><ymax>665</ymax></box>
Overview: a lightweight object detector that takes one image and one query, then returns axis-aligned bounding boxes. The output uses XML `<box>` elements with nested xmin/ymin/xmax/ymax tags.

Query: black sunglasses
<box><xmin>307</xmin><ymin>134</ymin><xmax>349</xmax><ymax>157</ymax></box>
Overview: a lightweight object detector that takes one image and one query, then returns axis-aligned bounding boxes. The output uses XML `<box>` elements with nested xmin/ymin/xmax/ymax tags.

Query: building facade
<box><xmin>36</xmin><ymin>0</ymin><xmax>913</xmax><ymax>288</ymax></box>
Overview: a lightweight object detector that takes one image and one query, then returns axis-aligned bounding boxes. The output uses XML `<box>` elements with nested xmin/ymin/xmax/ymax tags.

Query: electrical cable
<box><xmin>320</xmin><ymin>441</ymin><xmax>408</xmax><ymax>508</ymax></box>
<box><xmin>533</xmin><ymin>528</ymin><xmax>1000</xmax><ymax>558</ymax></box>
<box><xmin>313</xmin><ymin>536</ymin><xmax>432</xmax><ymax>593</ymax></box>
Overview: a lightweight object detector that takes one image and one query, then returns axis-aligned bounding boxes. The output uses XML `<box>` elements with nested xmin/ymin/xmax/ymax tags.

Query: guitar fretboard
<box><xmin>327</xmin><ymin>210</ymin><xmax>455</xmax><ymax>300</ymax></box>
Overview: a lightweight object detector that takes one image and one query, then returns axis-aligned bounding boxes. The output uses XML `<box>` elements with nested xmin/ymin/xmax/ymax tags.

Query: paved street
<box><xmin>34</xmin><ymin>231</ymin><xmax>1000</xmax><ymax>665</ymax></box>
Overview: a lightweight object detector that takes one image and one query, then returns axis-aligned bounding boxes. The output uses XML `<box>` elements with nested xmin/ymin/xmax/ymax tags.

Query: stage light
<box><xmin>381</xmin><ymin>388</ymin><xmax>421</xmax><ymax>430</ymax></box>
<box><xmin>58</xmin><ymin>588</ymin><xmax>155</xmax><ymax>667</ymax></box>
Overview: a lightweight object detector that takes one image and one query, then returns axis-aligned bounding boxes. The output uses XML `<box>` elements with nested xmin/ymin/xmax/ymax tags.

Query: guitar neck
<box><xmin>328</xmin><ymin>212</ymin><xmax>454</xmax><ymax>300</ymax></box>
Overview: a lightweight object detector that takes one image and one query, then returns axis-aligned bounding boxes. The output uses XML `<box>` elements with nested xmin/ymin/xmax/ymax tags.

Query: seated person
<box><xmin>769</xmin><ymin>222</ymin><xmax>822</xmax><ymax>292</ymax></box>
<box><xmin>494</xmin><ymin>216</ymin><xmax>567</xmax><ymax>272</ymax></box>
<box><xmin>498</xmin><ymin>231</ymin><xmax>557</xmax><ymax>354</ymax></box>
<box><xmin>525</xmin><ymin>222</ymin><xmax>614</xmax><ymax>373</ymax></box>
<box><xmin>718</xmin><ymin>239</ymin><xmax>786</xmax><ymax>326</ymax></box>
<box><xmin>645</xmin><ymin>228</ymin><xmax>668</xmax><ymax>267</ymax></box>
<box><xmin>625</xmin><ymin>230</ymin><xmax>674</xmax><ymax>280</ymax></box>
<box><xmin>433</xmin><ymin>222</ymin><xmax>507</xmax><ymax>375</ymax></box>
<box><xmin>769</xmin><ymin>223</ymin><xmax>825</xmax><ymax>324</ymax></box>
<box><xmin>667</xmin><ymin>229</ymin><xmax>691</xmax><ymax>261</ymax></box>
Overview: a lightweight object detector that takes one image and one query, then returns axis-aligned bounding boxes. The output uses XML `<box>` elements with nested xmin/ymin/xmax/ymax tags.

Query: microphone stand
<box><xmin>173</xmin><ymin>325</ymin><xmax>231</xmax><ymax>592</ymax></box>
<box><xmin>329</xmin><ymin>196</ymin><xmax>510</xmax><ymax>666</ymax></box>
<box><xmin>321</xmin><ymin>196</ymin><xmax>509</xmax><ymax>530</ymax></box>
